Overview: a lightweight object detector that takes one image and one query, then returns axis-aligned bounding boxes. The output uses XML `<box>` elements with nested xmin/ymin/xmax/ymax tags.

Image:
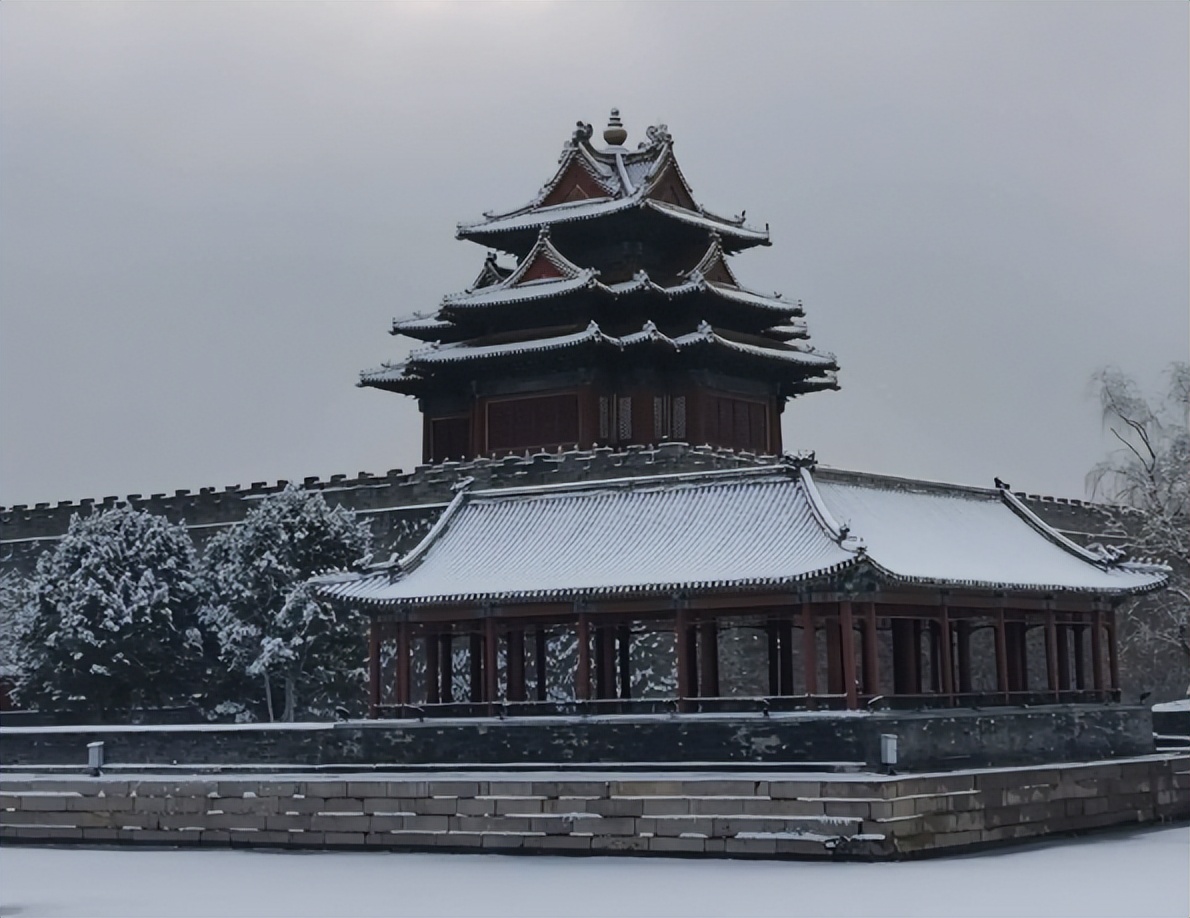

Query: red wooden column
<box><xmin>439</xmin><ymin>633</ymin><xmax>454</xmax><ymax>703</ymax></box>
<box><xmin>1056</xmin><ymin>620</ymin><xmax>1072</xmax><ymax>693</ymax></box>
<box><xmin>994</xmin><ymin>607</ymin><xmax>1010</xmax><ymax>702</ymax></box>
<box><xmin>767</xmin><ymin>620</ymin><xmax>781</xmax><ymax>696</ymax></box>
<box><xmin>863</xmin><ymin>602</ymin><xmax>879</xmax><ymax>697</ymax></box>
<box><xmin>1045</xmin><ymin>609</ymin><xmax>1060</xmax><ymax>701</ymax></box>
<box><xmin>939</xmin><ymin>604</ymin><xmax>955</xmax><ymax>705</ymax></box>
<box><xmin>484</xmin><ymin>616</ymin><xmax>498</xmax><ymax>712</ymax></box>
<box><xmin>675</xmin><ymin>601</ymin><xmax>692</xmax><ymax>710</ymax></box>
<box><xmin>469</xmin><ymin>633</ymin><xmax>484</xmax><ymax>703</ymax></box>
<box><xmin>507</xmin><ymin>628</ymin><xmax>526</xmax><ymax>702</ymax></box>
<box><xmin>825</xmin><ymin>614</ymin><xmax>843</xmax><ymax>696</ymax></box>
<box><xmin>367</xmin><ymin>619</ymin><xmax>381</xmax><ymax>719</ymax></box>
<box><xmin>1072</xmin><ymin>623</ymin><xmax>1087</xmax><ymax>692</ymax></box>
<box><xmin>576</xmin><ymin>610</ymin><xmax>591</xmax><ymax>702</ymax></box>
<box><xmin>699</xmin><ymin>618</ymin><xmax>719</xmax><ymax>698</ymax></box>
<box><xmin>617</xmin><ymin>624</ymin><xmax>632</xmax><ymax>700</ymax></box>
<box><xmin>425</xmin><ymin>629</ymin><xmax>440</xmax><ymax>705</ymax></box>
<box><xmin>800</xmin><ymin>603</ymin><xmax>818</xmax><ymax>705</ymax></box>
<box><xmin>779</xmin><ymin>616</ymin><xmax>794</xmax><ymax>695</ymax></box>
<box><xmin>395</xmin><ymin>618</ymin><xmax>411</xmax><ymax>708</ymax></box>
<box><xmin>956</xmin><ymin>620</ymin><xmax>973</xmax><ymax>696</ymax></box>
<box><xmin>891</xmin><ymin>618</ymin><xmax>921</xmax><ymax>696</ymax></box>
<box><xmin>1107</xmin><ymin>607</ymin><xmax>1121</xmax><ymax>697</ymax></box>
<box><xmin>535</xmin><ymin>627</ymin><xmax>548</xmax><ymax>702</ymax></box>
<box><xmin>598</xmin><ymin>626</ymin><xmax>617</xmax><ymax>699</ymax></box>
<box><xmin>839</xmin><ymin>601</ymin><xmax>858</xmax><ymax>710</ymax></box>
<box><xmin>1091</xmin><ymin>607</ymin><xmax>1105</xmax><ymax>696</ymax></box>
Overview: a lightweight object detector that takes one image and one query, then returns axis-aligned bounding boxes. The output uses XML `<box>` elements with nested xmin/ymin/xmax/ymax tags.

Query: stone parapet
<box><xmin>3</xmin><ymin>756</ymin><xmax>1187</xmax><ymax>859</ymax></box>
<box><xmin>0</xmin><ymin>444</ymin><xmax>767</xmax><ymax>572</ymax></box>
<box><xmin>0</xmin><ymin>706</ymin><xmax>1157</xmax><ymax>772</ymax></box>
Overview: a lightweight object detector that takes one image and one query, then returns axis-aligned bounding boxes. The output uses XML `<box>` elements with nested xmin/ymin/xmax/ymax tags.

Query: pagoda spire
<box><xmin>603</xmin><ymin>108</ymin><xmax>628</xmax><ymax>147</ymax></box>
<box><xmin>366</xmin><ymin>114</ymin><xmax>839</xmax><ymax>464</ymax></box>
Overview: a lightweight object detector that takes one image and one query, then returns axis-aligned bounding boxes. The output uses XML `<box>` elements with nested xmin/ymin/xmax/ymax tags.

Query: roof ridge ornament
<box><xmin>571</xmin><ymin>121</ymin><xmax>594</xmax><ymax>147</ymax></box>
<box><xmin>603</xmin><ymin>108</ymin><xmax>627</xmax><ymax>147</ymax></box>
<box><xmin>643</xmin><ymin>123</ymin><xmax>672</xmax><ymax>148</ymax></box>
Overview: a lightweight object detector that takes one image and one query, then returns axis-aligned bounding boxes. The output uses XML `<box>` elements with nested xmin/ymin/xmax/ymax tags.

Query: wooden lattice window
<box><xmin>486</xmin><ymin>393</ymin><xmax>580</xmax><ymax>453</ymax></box>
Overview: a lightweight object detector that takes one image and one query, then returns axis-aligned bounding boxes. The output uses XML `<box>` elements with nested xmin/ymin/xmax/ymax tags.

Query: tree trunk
<box><xmin>263</xmin><ymin>673</ymin><xmax>275</xmax><ymax>723</ymax></box>
<box><xmin>283</xmin><ymin>673</ymin><xmax>296</xmax><ymax>722</ymax></box>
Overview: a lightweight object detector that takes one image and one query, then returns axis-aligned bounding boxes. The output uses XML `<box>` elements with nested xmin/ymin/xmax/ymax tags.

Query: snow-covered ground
<box><xmin>1</xmin><ymin>825</ymin><xmax>1186</xmax><ymax>918</ymax></box>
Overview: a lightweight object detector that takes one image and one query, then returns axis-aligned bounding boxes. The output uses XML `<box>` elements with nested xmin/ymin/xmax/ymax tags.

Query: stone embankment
<box><xmin>4</xmin><ymin>756</ymin><xmax>1188</xmax><ymax>860</ymax></box>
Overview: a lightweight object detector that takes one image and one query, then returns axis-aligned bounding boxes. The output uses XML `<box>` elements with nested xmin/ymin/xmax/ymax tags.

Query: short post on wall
<box><xmin>87</xmin><ymin>741</ymin><xmax>104</xmax><ymax>777</ymax></box>
<box><xmin>879</xmin><ymin>733</ymin><xmax>898</xmax><ymax>775</ymax></box>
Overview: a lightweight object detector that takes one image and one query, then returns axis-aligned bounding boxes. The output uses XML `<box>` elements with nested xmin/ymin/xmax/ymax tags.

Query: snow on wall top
<box><xmin>318</xmin><ymin>465</ymin><xmax>1166</xmax><ymax>607</ymax></box>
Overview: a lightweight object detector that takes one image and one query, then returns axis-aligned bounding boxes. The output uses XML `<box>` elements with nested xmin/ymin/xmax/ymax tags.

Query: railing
<box><xmin>370</xmin><ymin>690</ymin><xmax>1118</xmax><ymax>720</ymax></box>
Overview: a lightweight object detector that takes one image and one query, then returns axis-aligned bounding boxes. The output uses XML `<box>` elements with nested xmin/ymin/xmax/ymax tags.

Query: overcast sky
<box><xmin>1</xmin><ymin>3</ymin><xmax>1186</xmax><ymax>507</ymax></box>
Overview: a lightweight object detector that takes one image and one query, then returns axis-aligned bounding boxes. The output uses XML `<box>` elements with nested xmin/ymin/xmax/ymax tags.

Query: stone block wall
<box><xmin>3</xmin><ymin>756</ymin><xmax>1188</xmax><ymax>859</ymax></box>
<box><xmin>0</xmin><ymin>706</ymin><xmax>1156</xmax><ymax>772</ymax></box>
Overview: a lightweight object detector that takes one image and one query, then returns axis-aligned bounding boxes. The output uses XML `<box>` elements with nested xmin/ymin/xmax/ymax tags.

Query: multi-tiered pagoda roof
<box><xmin>362</xmin><ymin>111</ymin><xmax>840</xmax><ymax>463</ymax></box>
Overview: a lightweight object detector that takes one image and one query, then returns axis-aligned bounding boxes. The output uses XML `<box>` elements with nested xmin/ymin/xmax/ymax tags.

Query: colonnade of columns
<box><xmin>366</xmin><ymin>600</ymin><xmax>1120</xmax><ymax>718</ymax></box>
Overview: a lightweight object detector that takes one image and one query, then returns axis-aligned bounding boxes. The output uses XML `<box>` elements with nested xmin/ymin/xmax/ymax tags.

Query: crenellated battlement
<box><xmin>0</xmin><ymin>443</ymin><xmax>1135</xmax><ymax>578</ymax></box>
<box><xmin>0</xmin><ymin>444</ymin><xmax>772</xmax><ymax>571</ymax></box>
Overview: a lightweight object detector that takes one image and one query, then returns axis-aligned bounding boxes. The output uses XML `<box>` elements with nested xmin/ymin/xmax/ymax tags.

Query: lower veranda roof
<box><xmin>316</xmin><ymin>465</ymin><xmax>1166</xmax><ymax>607</ymax></box>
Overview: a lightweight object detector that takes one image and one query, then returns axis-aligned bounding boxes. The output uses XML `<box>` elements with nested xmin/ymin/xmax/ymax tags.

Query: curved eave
<box><xmin>864</xmin><ymin>558</ymin><xmax>1168</xmax><ymax>597</ymax></box>
<box><xmin>644</xmin><ymin>200</ymin><xmax>770</xmax><ymax>247</ymax></box>
<box><xmin>321</xmin><ymin>561</ymin><xmax>862</xmax><ymax>609</ymax></box>
<box><xmin>458</xmin><ymin>198</ymin><xmax>770</xmax><ymax>254</ymax></box>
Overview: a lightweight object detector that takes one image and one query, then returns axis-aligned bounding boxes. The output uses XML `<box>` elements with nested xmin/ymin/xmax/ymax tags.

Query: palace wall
<box><xmin>0</xmin><ymin>443</ymin><xmax>1127</xmax><ymax>578</ymax></box>
<box><xmin>3</xmin><ymin>754</ymin><xmax>1187</xmax><ymax>860</ymax></box>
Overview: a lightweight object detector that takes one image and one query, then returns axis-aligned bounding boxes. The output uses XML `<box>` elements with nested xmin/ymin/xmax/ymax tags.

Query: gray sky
<box><xmin>1</xmin><ymin>3</ymin><xmax>1186</xmax><ymax>507</ymax></box>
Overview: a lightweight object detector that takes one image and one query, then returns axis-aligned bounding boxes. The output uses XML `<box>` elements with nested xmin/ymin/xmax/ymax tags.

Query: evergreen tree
<box><xmin>14</xmin><ymin>506</ymin><xmax>205</xmax><ymax>720</ymax></box>
<box><xmin>199</xmin><ymin>486</ymin><xmax>373</xmax><ymax>721</ymax></box>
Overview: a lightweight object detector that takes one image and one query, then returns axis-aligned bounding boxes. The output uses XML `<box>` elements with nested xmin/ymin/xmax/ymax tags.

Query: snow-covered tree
<box><xmin>199</xmin><ymin>486</ymin><xmax>373</xmax><ymax>721</ymax></box>
<box><xmin>13</xmin><ymin>507</ymin><xmax>205</xmax><ymax>720</ymax></box>
<box><xmin>1088</xmin><ymin>362</ymin><xmax>1190</xmax><ymax>700</ymax></box>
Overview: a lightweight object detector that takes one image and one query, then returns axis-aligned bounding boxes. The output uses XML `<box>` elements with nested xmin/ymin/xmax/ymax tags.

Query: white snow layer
<box><xmin>321</xmin><ymin>467</ymin><xmax>1163</xmax><ymax>605</ymax></box>
<box><xmin>1</xmin><ymin>824</ymin><xmax>1186</xmax><ymax>917</ymax></box>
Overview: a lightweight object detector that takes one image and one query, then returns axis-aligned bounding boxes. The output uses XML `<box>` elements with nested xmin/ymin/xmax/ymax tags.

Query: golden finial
<box><xmin>603</xmin><ymin>108</ymin><xmax>627</xmax><ymax>147</ymax></box>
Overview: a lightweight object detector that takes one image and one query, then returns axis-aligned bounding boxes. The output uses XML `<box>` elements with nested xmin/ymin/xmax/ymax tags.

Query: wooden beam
<box><xmin>840</xmin><ymin>601</ymin><xmax>858</xmax><ymax>710</ymax></box>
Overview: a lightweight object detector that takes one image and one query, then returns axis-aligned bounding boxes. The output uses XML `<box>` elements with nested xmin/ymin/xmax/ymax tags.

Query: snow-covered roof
<box><xmin>456</xmin><ymin>121</ymin><xmax>770</xmax><ymax>248</ymax></box>
<box><xmin>361</xmin><ymin>321</ymin><xmax>838</xmax><ymax>388</ymax></box>
<box><xmin>317</xmin><ymin>464</ymin><xmax>1167</xmax><ymax>607</ymax></box>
